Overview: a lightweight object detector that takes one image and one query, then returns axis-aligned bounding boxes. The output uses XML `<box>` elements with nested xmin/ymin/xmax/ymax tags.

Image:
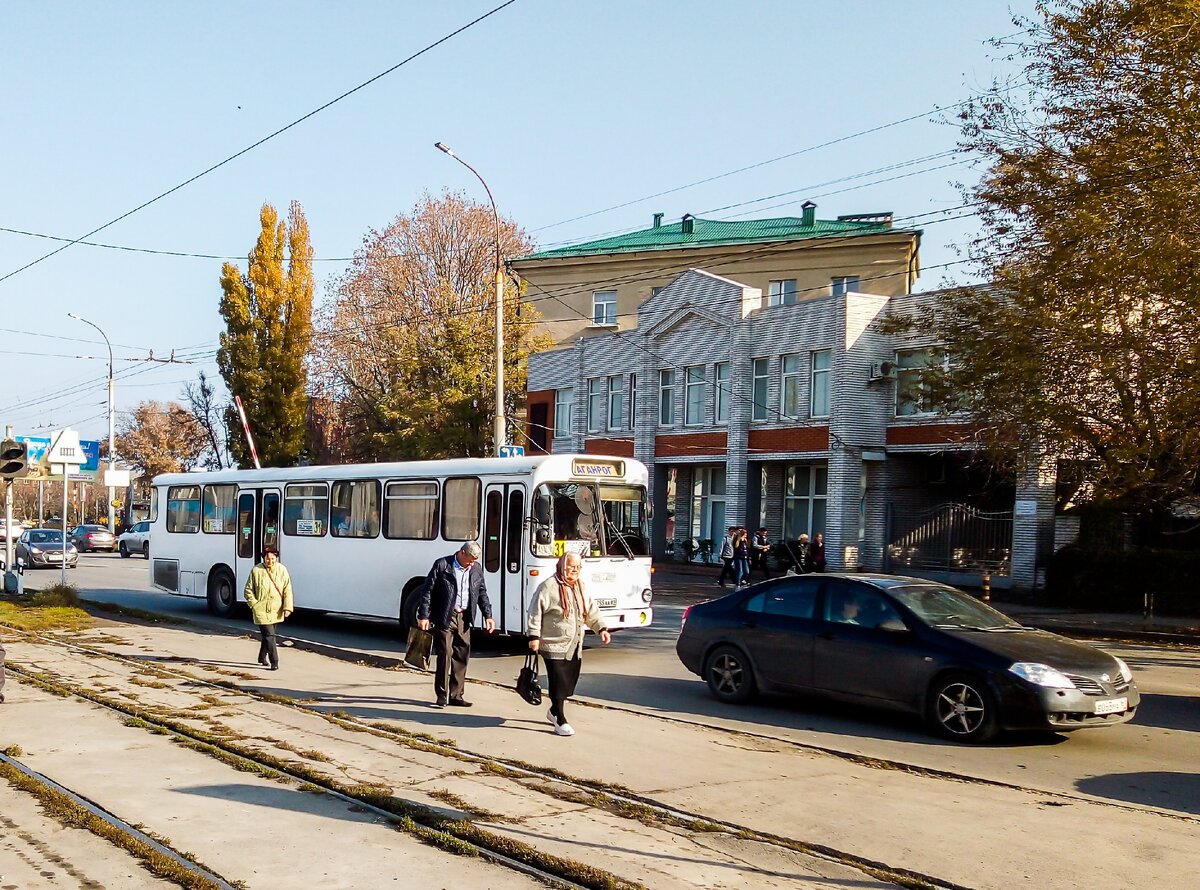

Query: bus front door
<box><xmin>482</xmin><ymin>483</ymin><xmax>526</xmax><ymax>633</ymax></box>
<box><xmin>235</xmin><ymin>489</ymin><xmax>281</xmax><ymax>591</ymax></box>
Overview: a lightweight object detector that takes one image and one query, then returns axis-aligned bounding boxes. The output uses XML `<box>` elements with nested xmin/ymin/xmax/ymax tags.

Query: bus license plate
<box><xmin>1094</xmin><ymin>697</ymin><xmax>1127</xmax><ymax>715</ymax></box>
<box><xmin>595</xmin><ymin>598</ymin><xmax>617</xmax><ymax>609</ymax></box>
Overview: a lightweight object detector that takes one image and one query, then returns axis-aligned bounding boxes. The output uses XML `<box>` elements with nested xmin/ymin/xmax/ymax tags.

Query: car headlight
<box><xmin>641</xmin><ymin>588</ymin><xmax>653</xmax><ymax>604</ymax></box>
<box><xmin>29</xmin><ymin>546</ymin><xmax>43</xmax><ymax>554</ymax></box>
<box><xmin>1114</xmin><ymin>657</ymin><xmax>1133</xmax><ymax>683</ymax></box>
<box><xmin>1009</xmin><ymin>662</ymin><xmax>1076</xmax><ymax>688</ymax></box>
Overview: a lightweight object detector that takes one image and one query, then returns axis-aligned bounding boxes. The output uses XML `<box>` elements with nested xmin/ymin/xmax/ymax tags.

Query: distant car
<box><xmin>15</xmin><ymin>528</ymin><xmax>78</xmax><ymax>569</ymax></box>
<box><xmin>70</xmin><ymin>524</ymin><xmax>117</xmax><ymax>553</ymax></box>
<box><xmin>117</xmin><ymin>520</ymin><xmax>151</xmax><ymax>559</ymax></box>
<box><xmin>676</xmin><ymin>573</ymin><xmax>1139</xmax><ymax>743</ymax></box>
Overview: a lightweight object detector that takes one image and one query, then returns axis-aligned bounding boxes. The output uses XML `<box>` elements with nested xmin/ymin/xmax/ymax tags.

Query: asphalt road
<box><xmin>53</xmin><ymin>551</ymin><xmax>1200</xmax><ymax>820</ymax></box>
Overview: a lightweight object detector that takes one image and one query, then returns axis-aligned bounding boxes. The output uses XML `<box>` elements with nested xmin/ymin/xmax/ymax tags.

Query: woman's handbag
<box><xmin>405</xmin><ymin>626</ymin><xmax>433</xmax><ymax>671</ymax></box>
<box><xmin>516</xmin><ymin>653</ymin><xmax>543</xmax><ymax>705</ymax></box>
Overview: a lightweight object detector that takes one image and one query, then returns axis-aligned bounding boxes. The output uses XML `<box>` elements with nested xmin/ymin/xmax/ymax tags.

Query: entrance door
<box><xmin>483</xmin><ymin>483</ymin><xmax>526</xmax><ymax>632</ymax></box>
<box><xmin>235</xmin><ymin>489</ymin><xmax>280</xmax><ymax>590</ymax></box>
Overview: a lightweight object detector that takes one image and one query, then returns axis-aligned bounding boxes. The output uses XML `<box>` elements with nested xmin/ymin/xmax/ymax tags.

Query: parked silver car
<box><xmin>16</xmin><ymin>529</ymin><xmax>78</xmax><ymax>569</ymax></box>
<box><xmin>118</xmin><ymin>520</ymin><xmax>151</xmax><ymax>559</ymax></box>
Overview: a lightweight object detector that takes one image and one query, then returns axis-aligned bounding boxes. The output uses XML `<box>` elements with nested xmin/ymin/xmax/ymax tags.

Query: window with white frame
<box><xmin>628</xmin><ymin>373</ymin><xmax>637</xmax><ymax>430</ymax></box>
<box><xmin>684</xmin><ymin>365</ymin><xmax>706</xmax><ymax>425</ymax></box>
<box><xmin>658</xmin><ymin>369</ymin><xmax>676</xmax><ymax>425</ymax></box>
<box><xmin>831</xmin><ymin>276</ymin><xmax>861</xmax><ymax>296</ymax></box>
<box><xmin>810</xmin><ymin>349</ymin><xmax>831</xmax><ymax>417</ymax></box>
<box><xmin>554</xmin><ymin>387</ymin><xmax>574</xmax><ymax>437</ymax></box>
<box><xmin>592</xmin><ymin>290</ymin><xmax>617</xmax><ymax>326</ymax></box>
<box><xmin>607</xmin><ymin>374</ymin><xmax>625</xmax><ymax>430</ymax></box>
<box><xmin>895</xmin><ymin>347</ymin><xmax>950</xmax><ymax>416</ymax></box>
<box><xmin>783</xmin><ymin>465</ymin><xmax>827</xmax><ymax>540</ymax></box>
<box><xmin>650</xmin><ymin>286</ymin><xmax>664</xmax><ymax>298</ymax></box>
<box><xmin>715</xmin><ymin>362</ymin><xmax>730</xmax><ymax>423</ymax></box>
<box><xmin>752</xmin><ymin>358</ymin><xmax>770</xmax><ymax>421</ymax></box>
<box><xmin>781</xmin><ymin>354</ymin><xmax>803</xmax><ymax>418</ymax></box>
<box><xmin>587</xmin><ymin>378</ymin><xmax>605</xmax><ymax>431</ymax></box>
<box><xmin>768</xmin><ymin>279</ymin><xmax>798</xmax><ymax>307</ymax></box>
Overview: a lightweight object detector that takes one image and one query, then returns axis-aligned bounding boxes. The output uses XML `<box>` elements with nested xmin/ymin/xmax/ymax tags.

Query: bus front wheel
<box><xmin>207</xmin><ymin>567</ymin><xmax>237</xmax><ymax>618</ymax></box>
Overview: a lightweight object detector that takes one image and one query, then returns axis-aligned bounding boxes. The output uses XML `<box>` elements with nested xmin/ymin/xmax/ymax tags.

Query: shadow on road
<box><xmin>1076</xmin><ymin>771</ymin><xmax>1200</xmax><ymax>816</ymax></box>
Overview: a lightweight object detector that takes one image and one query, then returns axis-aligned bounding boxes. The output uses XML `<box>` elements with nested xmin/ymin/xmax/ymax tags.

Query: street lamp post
<box><xmin>434</xmin><ymin>141</ymin><xmax>507</xmax><ymax>457</ymax></box>
<box><xmin>68</xmin><ymin>313</ymin><xmax>115</xmax><ymax>532</ymax></box>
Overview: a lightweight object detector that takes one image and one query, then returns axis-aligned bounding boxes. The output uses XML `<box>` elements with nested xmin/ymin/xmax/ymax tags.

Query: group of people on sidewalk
<box><xmin>716</xmin><ymin>527</ymin><xmax>826</xmax><ymax>589</ymax></box>
<box><xmin>243</xmin><ymin>542</ymin><xmax>609</xmax><ymax>739</ymax></box>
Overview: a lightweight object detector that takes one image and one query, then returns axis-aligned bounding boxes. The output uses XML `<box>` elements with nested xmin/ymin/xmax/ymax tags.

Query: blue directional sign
<box><xmin>498</xmin><ymin>445</ymin><xmax>525</xmax><ymax>458</ymax></box>
<box><xmin>16</xmin><ymin>435</ymin><xmax>101</xmax><ymax>480</ymax></box>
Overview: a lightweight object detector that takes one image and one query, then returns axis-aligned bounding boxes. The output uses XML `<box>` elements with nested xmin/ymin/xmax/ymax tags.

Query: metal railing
<box><xmin>887</xmin><ymin>502</ymin><xmax>1013</xmax><ymax>576</ymax></box>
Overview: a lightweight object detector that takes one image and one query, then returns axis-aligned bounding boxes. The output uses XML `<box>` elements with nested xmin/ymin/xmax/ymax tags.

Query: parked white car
<box><xmin>117</xmin><ymin>520</ymin><xmax>151</xmax><ymax>559</ymax></box>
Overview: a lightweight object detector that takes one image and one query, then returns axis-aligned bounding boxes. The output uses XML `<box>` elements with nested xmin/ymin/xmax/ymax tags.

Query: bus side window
<box><xmin>237</xmin><ymin>493</ymin><xmax>255</xmax><ymax>559</ymax></box>
<box><xmin>442</xmin><ymin>477</ymin><xmax>481</xmax><ymax>541</ymax></box>
<box><xmin>262</xmin><ymin>493</ymin><xmax>280</xmax><ymax>553</ymax></box>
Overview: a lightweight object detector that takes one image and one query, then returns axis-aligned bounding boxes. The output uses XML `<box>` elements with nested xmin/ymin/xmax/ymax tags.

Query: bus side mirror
<box><xmin>536</xmin><ymin>527</ymin><xmax>552</xmax><ymax>545</ymax></box>
<box><xmin>534</xmin><ymin>494</ymin><xmax>551</xmax><ymax>525</ymax></box>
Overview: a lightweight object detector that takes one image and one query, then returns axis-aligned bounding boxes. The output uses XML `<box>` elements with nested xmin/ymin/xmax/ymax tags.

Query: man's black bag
<box><xmin>516</xmin><ymin>653</ymin><xmax>542</xmax><ymax>705</ymax></box>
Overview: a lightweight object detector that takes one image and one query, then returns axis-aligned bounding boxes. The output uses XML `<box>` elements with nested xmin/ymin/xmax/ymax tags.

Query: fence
<box><xmin>887</xmin><ymin>502</ymin><xmax>1012</xmax><ymax>576</ymax></box>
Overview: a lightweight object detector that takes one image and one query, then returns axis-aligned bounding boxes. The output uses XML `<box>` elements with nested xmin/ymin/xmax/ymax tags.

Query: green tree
<box><xmin>310</xmin><ymin>191</ymin><xmax>546</xmax><ymax>460</ymax></box>
<box><xmin>929</xmin><ymin>0</ymin><xmax>1200</xmax><ymax>512</ymax></box>
<box><xmin>217</xmin><ymin>201</ymin><xmax>314</xmax><ymax>468</ymax></box>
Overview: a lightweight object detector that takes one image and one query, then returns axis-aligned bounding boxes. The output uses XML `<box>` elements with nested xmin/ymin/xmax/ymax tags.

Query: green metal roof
<box><xmin>517</xmin><ymin>214</ymin><xmax>909</xmax><ymax>261</ymax></box>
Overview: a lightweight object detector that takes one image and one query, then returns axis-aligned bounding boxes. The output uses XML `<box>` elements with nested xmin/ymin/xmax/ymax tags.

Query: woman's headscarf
<box><xmin>554</xmin><ymin>553</ymin><xmax>584</xmax><ymax>617</ymax></box>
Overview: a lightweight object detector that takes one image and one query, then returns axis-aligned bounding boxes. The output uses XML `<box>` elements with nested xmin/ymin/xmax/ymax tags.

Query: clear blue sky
<box><xmin>0</xmin><ymin>0</ymin><xmax>1034</xmax><ymax>444</ymax></box>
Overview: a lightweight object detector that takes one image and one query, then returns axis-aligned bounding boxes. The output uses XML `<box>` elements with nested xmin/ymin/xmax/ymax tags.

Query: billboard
<box><xmin>16</xmin><ymin>435</ymin><xmax>101</xmax><ymax>481</ymax></box>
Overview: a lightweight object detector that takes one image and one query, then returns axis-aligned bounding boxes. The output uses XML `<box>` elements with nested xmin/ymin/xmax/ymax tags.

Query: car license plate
<box><xmin>595</xmin><ymin>597</ymin><xmax>617</xmax><ymax>609</ymax></box>
<box><xmin>1094</xmin><ymin>697</ymin><xmax>1127</xmax><ymax>715</ymax></box>
<box><xmin>47</xmin><ymin>553</ymin><xmax>62</xmax><ymax>561</ymax></box>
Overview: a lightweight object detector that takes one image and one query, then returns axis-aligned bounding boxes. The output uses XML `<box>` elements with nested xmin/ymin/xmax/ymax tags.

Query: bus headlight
<box><xmin>641</xmin><ymin>588</ymin><xmax>653</xmax><ymax>604</ymax></box>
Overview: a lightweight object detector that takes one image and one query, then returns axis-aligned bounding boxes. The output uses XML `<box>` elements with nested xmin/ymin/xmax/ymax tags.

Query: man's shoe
<box><xmin>554</xmin><ymin>722</ymin><xmax>575</xmax><ymax>736</ymax></box>
<box><xmin>258</xmin><ymin>657</ymin><xmax>270</xmax><ymax>667</ymax></box>
<box><xmin>269</xmin><ymin>664</ymin><xmax>279</xmax><ymax>671</ymax></box>
<box><xmin>432</xmin><ymin>699</ymin><xmax>447</xmax><ymax>709</ymax></box>
<box><xmin>447</xmin><ymin>697</ymin><xmax>472</xmax><ymax>707</ymax></box>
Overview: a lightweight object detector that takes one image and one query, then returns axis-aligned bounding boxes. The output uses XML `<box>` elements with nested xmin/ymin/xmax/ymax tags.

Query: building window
<box><xmin>810</xmin><ymin>349</ymin><xmax>831</xmax><ymax>417</ymax></box>
<box><xmin>592</xmin><ymin>290</ymin><xmax>617</xmax><ymax>326</ymax></box>
<box><xmin>715</xmin><ymin>362</ymin><xmax>730</xmax><ymax>423</ymax></box>
<box><xmin>587</xmin><ymin>378</ymin><xmax>605</xmax><ymax>431</ymax></box>
<box><xmin>781</xmin><ymin>354</ymin><xmax>803</xmax><ymax>418</ymax></box>
<box><xmin>768</xmin><ymin>279</ymin><xmax>798</xmax><ymax>307</ymax></box>
<box><xmin>607</xmin><ymin>374</ymin><xmax>625</xmax><ymax>430</ymax></box>
<box><xmin>659</xmin><ymin>369</ymin><xmax>676</xmax><ymax>425</ymax></box>
<box><xmin>554</xmin><ymin>387</ymin><xmax>573</xmax><ymax>438</ymax></box>
<box><xmin>628</xmin><ymin>373</ymin><xmax>637</xmax><ymax>430</ymax></box>
<box><xmin>752</xmin><ymin>358</ymin><xmax>770</xmax><ymax>421</ymax></box>
<box><xmin>783</xmin><ymin>466</ymin><xmax>827</xmax><ymax>540</ymax></box>
<box><xmin>831</xmin><ymin>276</ymin><xmax>861</xmax><ymax>296</ymax></box>
<box><xmin>691</xmin><ymin>467</ymin><xmax>727</xmax><ymax>552</ymax></box>
<box><xmin>896</xmin><ymin>347</ymin><xmax>949</xmax><ymax>416</ymax></box>
<box><xmin>650</xmin><ymin>286</ymin><xmax>664</xmax><ymax>298</ymax></box>
<box><xmin>684</xmin><ymin>365</ymin><xmax>706</xmax><ymax>425</ymax></box>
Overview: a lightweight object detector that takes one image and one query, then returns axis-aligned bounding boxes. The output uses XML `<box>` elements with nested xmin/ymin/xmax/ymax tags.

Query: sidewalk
<box><xmin>652</xmin><ymin>561</ymin><xmax>1200</xmax><ymax>645</ymax></box>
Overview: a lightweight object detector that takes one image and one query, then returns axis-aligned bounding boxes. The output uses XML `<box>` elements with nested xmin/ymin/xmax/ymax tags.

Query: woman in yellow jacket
<box><xmin>243</xmin><ymin>546</ymin><xmax>293</xmax><ymax>670</ymax></box>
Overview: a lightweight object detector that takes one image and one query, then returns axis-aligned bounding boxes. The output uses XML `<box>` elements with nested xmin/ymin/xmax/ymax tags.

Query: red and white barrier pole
<box><xmin>234</xmin><ymin>396</ymin><xmax>261</xmax><ymax>470</ymax></box>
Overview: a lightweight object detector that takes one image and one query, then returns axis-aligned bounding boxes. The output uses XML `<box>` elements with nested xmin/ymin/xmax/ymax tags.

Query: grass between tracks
<box><xmin>0</xmin><ymin>585</ymin><xmax>92</xmax><ymax>632</ymax></box>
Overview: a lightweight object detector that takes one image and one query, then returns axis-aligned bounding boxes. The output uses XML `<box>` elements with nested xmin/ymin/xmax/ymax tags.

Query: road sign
<box><xmin>498</xmin><ymin>445</ymin><xmax>525</xmax><ymax>458</ymax></box>
<box><xmin>18</xmin><ymin>434</ymin><xmax>101</xmax><ymax>480</ymax></box>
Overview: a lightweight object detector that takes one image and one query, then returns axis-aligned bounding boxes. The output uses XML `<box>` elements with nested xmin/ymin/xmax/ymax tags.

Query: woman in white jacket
<box><xmin>527</xmin><ymin>551</ymin><xmax>611</xmax><ymax>736</ymax></box>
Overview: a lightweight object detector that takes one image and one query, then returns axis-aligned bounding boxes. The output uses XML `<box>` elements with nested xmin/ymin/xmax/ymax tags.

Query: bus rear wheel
<box><xmin>207</xmin><ymin>567</ymin><xmax>237</xmax><ymax>618</ymax></box>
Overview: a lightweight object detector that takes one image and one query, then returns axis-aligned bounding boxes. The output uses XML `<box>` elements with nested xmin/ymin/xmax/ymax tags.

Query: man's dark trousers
<box><xmin>433</xmin><ymin>611</ymin><xmax>470</xmax><ymax>703</ymax></box>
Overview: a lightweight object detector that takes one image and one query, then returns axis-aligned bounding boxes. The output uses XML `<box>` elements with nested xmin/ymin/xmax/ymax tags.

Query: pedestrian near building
<box><xmin>417</xmin><ymin>541</ymin><xmax>495</xmax><ymax>708</ymax></box>
<box><xmin>751</xmin><ymin>527</ymin><xmax>772</xmax><ymax>580</ymax></box>
<box><xmin>788</xmin><ymin>533</ymin><xmax>811</xmax><ymax>575</ymax></box>
<box><xmin>732</xmin><ymin>527</ymin><xmax>751</xmax><ymax>588</ymax></box>
<box><xmin>716</xmin><ymin>526</ymin><xmax>736</xmax><ymax>587</ymax></box>
<box><xmin>243</xmin><ymin>546</ymin><xmax>293</xmax><ymax>671</ymax></box>
<box><xmin>808</xmin><ymin>532</ymin><xmax>827</xmax><ymax>573</ymax></box>
<box><xmin>527</xmin><ymin>552</ymin><xmax>611</xmax><ymax>736</ymax></box>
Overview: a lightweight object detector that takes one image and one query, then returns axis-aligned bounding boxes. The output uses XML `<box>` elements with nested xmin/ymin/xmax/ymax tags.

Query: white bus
<box><xmin>147</xmin><ymin>454</ymin><xmax>654</xmax><ymax>634</ymax></box>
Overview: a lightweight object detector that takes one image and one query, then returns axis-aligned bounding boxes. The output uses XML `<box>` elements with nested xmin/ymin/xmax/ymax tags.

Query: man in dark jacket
<box><xmin>417</xmin><ymin>541</ymin><xmax>494</xmax><ymax>708</ymax></box>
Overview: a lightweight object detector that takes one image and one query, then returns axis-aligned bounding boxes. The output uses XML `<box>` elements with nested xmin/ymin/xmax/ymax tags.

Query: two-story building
<box><xmin>522</xmin><ymin>267</ymin><xmax>1053</xmax><ymax>590</ymax></box>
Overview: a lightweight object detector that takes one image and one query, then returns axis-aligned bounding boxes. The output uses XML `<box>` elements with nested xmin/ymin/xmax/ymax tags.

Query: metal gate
<box><xmin>886</xmin><ymin>503</ymin><xmax>1012</xmax><ymax>576</ymax></box>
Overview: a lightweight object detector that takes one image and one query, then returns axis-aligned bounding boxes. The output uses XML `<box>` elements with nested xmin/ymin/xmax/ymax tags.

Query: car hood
<box><xmin>26</xmin><ymin>541</ymin><xmax>71</xmax><ymax>551</ymax></box>
<box><xmin>941</xmin><ymin>627</ymin><xmax>1118</xmax><ymax>675</ymax></box>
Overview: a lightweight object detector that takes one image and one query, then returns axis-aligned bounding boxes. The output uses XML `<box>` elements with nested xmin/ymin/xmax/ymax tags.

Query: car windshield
<box><xmin>889</xmin><ymin>583</ymin><xmax>1021</xmax><ymax>630</ymax></box>
<box><xmin>27</xmin><ymin>531</ymin><xmax>60</xmax><ymax>544</ymax></box>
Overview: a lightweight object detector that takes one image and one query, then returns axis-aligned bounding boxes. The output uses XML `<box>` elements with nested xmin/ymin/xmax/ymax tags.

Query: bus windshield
<box><xmin>533</xmin><ymin>482</ymin><xmax>602</xmax><ymax>557</ymax></box>
<box><xmin>599</xmin><ymin>484</ymin><xmax>650</xmax><ymax>556</ymax></box>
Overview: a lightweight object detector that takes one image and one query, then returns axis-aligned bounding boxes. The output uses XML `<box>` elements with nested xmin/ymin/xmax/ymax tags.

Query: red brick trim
<box><xmin>747</xmin><ymin>427</ymin><xmax>829</xmax><ymax>454</ymax></box>
<box><xmin>584</xmin><ymin>437</ymin><xmax>635</xmax><ymax>457</ymax></box>
<box><xmin>886</xmin><ymin>423</ymin><xmax>980</xmax><ymax>446</ymax></box>
<box><xmin>654</xmin><ymin>432</ymin><xmax>728</xmax><ymax>458</ymax></box>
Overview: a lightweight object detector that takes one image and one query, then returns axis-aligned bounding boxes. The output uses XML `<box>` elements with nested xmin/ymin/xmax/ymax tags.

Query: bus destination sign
<box><xmin>572</xmin><ymin>459</ymin><xmax>624</xmax><ymax>478</ymax></box>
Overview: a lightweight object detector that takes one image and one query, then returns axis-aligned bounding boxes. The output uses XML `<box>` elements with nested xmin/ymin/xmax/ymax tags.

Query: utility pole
<box><xmin>68</xmin><ymin>313</ymin><xmax>116</xmax><ymax>532</ymax></box>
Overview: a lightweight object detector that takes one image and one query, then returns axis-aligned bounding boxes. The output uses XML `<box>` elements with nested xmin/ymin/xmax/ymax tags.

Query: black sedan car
<box><xmin>15</xmin><ymin>529</ymin><xmax>79</xmax><ymax>569</ymax></box>
<box><xmin>677</xmin><ymin>574</ymin><xmax>1138</xmax><ymax>742</ymax></box>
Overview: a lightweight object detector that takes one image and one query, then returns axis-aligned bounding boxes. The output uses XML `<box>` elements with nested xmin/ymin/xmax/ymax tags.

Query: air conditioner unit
<box><xmin>868</xmin><ymin>360</ymin><xmax>897</xmax><ymax>381</ymax></box>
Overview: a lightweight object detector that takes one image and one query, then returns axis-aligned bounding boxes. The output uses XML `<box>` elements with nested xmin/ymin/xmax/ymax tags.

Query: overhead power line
<box><xmin>0</xmin><ymin>0</ymin><xmax>521</xmax><ymax>288</ymax></box>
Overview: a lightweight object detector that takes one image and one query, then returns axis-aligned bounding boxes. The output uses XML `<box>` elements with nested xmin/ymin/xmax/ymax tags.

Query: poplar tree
<box><xmin>217</xmin><ymin>201</ymin><xmax>314</xmax><ymax>468</ymax></box>
<box><xmin>928</xmin><ymin>0</ymin><xmax>1200</xmax><ymax>513</ymax></box>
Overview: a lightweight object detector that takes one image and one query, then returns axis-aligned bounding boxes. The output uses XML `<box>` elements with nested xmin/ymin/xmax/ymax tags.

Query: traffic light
<box><xmin>0</xmin><ymin>438</ymin><xmax>29</xmax><ymax>479</ymax></box>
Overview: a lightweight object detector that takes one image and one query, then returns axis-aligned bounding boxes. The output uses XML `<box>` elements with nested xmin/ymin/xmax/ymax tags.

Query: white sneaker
<box><xmin>546</xmin><ymin>708</ymin><xmax>557</xmax><ymax>726</ymax></box>
<box><xmin>554</xmin><ymin>722</ymin><xmax>575</xmax><ymax>737</ymax></box>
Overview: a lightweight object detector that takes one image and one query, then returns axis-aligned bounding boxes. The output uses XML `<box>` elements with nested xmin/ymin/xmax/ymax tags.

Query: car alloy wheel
<box><xmin>703</xmin><ymin>644</ymin><xmax>756</xmax><ymax>704</ymax></box>
<box><xmin>930</xmin><ymin>674</ymin><xmax>998</xmax><ymax>743</ymax></box>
